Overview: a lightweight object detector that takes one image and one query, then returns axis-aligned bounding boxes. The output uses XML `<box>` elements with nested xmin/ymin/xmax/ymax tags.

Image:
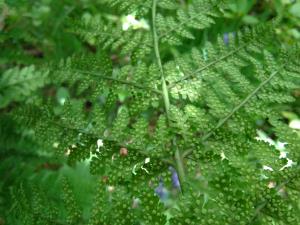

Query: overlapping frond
<box><xmin>101</xmin><ymin>0</ymin><xmax>152</xmax><ymax>16</ymax></box>
<box><xmin>69</xmin><ymin>18</ymin><xmax>152</xmax><ymax>60</ymax></box>
<box><xmin>171</xmin><ymin>161</ymin><xmax>300</xmax><ymax>225</ymax></box>
<box><xmin>157</xmin><ymin>0</ymin><xmax>225</xmax><ymax>46</ymax></box>
<box><xmin>0</xmin><ymin>66</ymin><xmax>48</xmax><ymax>108</ymax></box>
<box><xmin>10</xmin><ymin>184</ymin><xmax>61</xmax><ymax>225</ymax></box>
<box><xmin>167</xmin><ymin>26</ymin><xmax>298</xmax><ymax>140</ymax></box>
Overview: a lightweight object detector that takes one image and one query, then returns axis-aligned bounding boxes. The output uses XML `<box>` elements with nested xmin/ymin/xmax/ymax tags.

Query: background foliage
<box><xmin>0</xmin><ymin>0</ymin><xmax>299</xmax><ymax>224</ymax></box>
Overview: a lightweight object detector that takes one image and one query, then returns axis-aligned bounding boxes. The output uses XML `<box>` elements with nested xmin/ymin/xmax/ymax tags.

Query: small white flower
<box><xmin>122</xmin><ymin>15</ymin><xmax>136</xmax><ymax>31</ymax></box>
<box><xmin>263</xmin><ymin>165</ymin><xmax>274</xmax><ymax>171</ymax></box>
<box><xmin>97</xmin><ymin>139</ymin><xmax>103</xmax><ymax>147</ymax></box>
<box><xmin>144</xmin><ymin>157</ymin><xmax>150</xmax><ymax>164</ymax></box>
<box><xmin>96</xmin><ymin>139</ymin><xmax>104</xmax><ymax>152</ymax></box>
<box><xmin>122</xmin><ymin>14</ymin><xmax>149</xmax><ymax>31</ymax></box>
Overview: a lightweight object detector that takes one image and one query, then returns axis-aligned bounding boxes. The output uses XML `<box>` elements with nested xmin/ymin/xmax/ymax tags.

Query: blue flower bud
<box><xmin>169</xmin><ymin>167</ymin><xmax>181</xmax><ymax>189</ymax></box>
<box><xmin>155</xmin><ymin>180</ymin><xmax>168</xmax><ymax>200</ymax></box>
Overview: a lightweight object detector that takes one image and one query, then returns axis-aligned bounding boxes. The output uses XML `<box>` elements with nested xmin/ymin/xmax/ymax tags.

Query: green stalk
<box><xmin>152</xmin><ymin>0</ymin><xmax>185</xmax><ymax>191</ymax></box>
<box><xmin>152</xmin><ymin>0</ymin><xmax>170</xmax><ymax>114</ymax></box>
<box><xmin>174</xmin><ymin>140</ymin><xmax>186</xmax><ymax>192</ymax></box>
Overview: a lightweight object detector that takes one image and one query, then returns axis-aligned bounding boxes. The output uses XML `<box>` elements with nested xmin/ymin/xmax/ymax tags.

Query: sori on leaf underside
<box><xmin>5</xmin><ymin>0</ymin><xmax>300</xmax><ymax>224</ymax></box>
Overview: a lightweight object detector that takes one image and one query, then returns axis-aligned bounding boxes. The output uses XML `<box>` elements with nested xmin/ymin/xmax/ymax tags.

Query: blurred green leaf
<box><xmin>56</xmin><ymin>87</ymin><xmax>69</xmax><ymax>105</ymax></box>
<box><xmin>242</xmin><ymin>15</ymin><xmax>259</xmax><ymax>24</ymax></box>
<box><xmin>289</xmin><ymin>3</ymin><xmax>300</xmax><ymax>17</ymax></box>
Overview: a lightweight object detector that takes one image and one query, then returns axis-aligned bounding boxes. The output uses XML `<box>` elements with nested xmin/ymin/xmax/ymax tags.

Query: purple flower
<box><xmin>169</xmin><ymin>167</ymin><xmax>181</xmax><ymax>189</ymax></box>
<box><xmin>223</xmin><ymin>33</ymin><xmax>229</xmax><ymax>45</ymax></box>
<box><xmin>155</xmin><ymin>180</ymin><xmax>168</xmax><ymax>200</ymax></box>
<box><xmin>223</xmin><ymin>32</ymin><xmax>236</xmax><ymax>46</ymax></box>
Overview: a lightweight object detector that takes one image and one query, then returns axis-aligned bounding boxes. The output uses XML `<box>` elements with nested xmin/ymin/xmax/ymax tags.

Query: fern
<box><xmin>70</xmin><ymin>17</ymin><xmax>153</xmax><ymax>60</ymax></box>
<box><xmin>0</xmin><ymin>66</ymin><xmax>48</xmax><ymax>108</ymax></box>
<box><xmin>2</xmin><ymin>0</ymin><xmax>300</xmax><ymax>225</ymax></box>
<box><xmin>156</xmin><ymin>0</ymin><xmax>225</xmax><ymax>45</ymax></box>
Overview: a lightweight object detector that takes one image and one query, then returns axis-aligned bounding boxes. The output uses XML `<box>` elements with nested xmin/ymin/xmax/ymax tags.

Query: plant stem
<box><xmin>174</xmin><ymin>140</ymin><xmax>185</xmax><ymax>192</ymax></box>
<box><xmin>152</xmin><ymin>0</ymin><xmax>170</xmax><ymax>116</ymax></box>
<box><xmin>152</xmin><ymin>0</ymin><xmax>185</xmax><ymax>190</ymax></box>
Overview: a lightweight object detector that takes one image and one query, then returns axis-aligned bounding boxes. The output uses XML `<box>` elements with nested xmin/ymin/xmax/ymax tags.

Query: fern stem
<box><xmin>152</xmin><ymin>0</ymin><xmax>170</xmax><ymax>114</ymax></box>
<box><xmin>182</xmin><ymin>70</ymin><xmax>280</xmax><ymax>158</ymax></box>
<box><xmin>71</xmin><ymin>69</ymin><xmax>161</xmax><ymax>94</ymax></box>
<box><xmin>152</xmin><ymin>0</ymin><xmax>185</xmax><ymax>189</ymax></box>
<box><xmin>174</xmin><ymin>139</ymin><xmax>185</xmax><ymax>192</ymax></box>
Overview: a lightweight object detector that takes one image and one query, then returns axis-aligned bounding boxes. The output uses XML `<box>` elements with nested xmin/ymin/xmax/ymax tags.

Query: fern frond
<box><xmin>88</xmin><ymin>180</ymin><xmax>166</xmax><ymax>225</ymax></box>
<box><xmin>69</xmin><ymin>17</ymin><xmax>152</xmax><ymax>59</ymax></box>
<box><xmin>62</xmin><ymin>178</ymin><xmax>82</xmax><ymax>224</ymax></box>
<box><xmin>6</xmin><ymin>1</ymin><xmax>300</xmax><ymax>224</ymax></box>
<box><xmin>101</xmin><ymin>0</ymin><xmax>152</xmax><ymax>16</ymax></box>
<box><xmin>101</xmin><ymin>0</ymin><xmax>177</xmax><ymax>15</ymax></box>
<box><xmin>202</xmin><ymin>69</ymin><xmax>281</xmax><ymax>141</ymax></box>
<box><xmin>183</xmin><ymin>52</ymin><xmax>298</xmax><ymax>158</ymax></box>
<box><xmin>157</xmin><ymin>0</ymin><xmax>225</xmax><ymax>46</ymax></box>
<box><xmin>0</xmin><ymin>66</ymin><xmax>48</xmax><ymax>108</ymax></box>
<box><xmin>10</xmin><ymin>184</ymin><xmax>62</xmax><ymax>225</ymax></box>
<box><xmin>169</xmin><ymin>24</ymin><xmax>276</xmax><ymax>86</ymax></box>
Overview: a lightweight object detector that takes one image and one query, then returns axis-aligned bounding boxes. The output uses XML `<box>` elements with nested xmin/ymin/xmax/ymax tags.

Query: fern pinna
<box><xmin>5</xmin><ymin>0</ymin><xmax>300</xmax><ymax>224</ymax></box>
